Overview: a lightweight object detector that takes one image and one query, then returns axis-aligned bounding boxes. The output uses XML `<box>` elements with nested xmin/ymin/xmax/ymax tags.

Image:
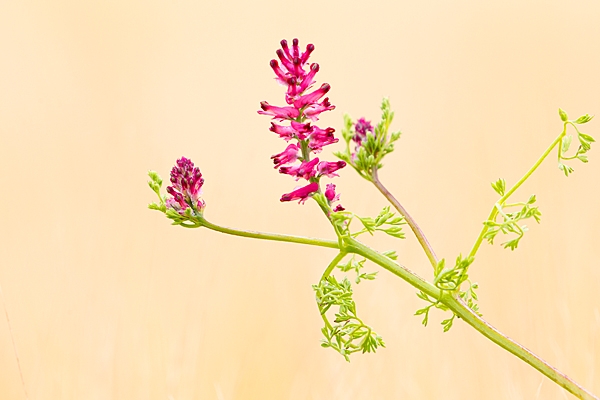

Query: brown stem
<box><xmin>371</xmin><ymin>167</ymin><xmax>439</xmax><ymax>268</ymax></box>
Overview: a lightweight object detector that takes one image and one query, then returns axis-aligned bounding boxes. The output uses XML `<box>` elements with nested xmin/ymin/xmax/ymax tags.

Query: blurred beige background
<box><xmin>1</xmin><ymin>1</ymin><xmax>599</xmax><ymax>399</ymax></box>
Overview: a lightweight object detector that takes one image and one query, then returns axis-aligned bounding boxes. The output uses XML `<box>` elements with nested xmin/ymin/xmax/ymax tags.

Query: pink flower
<box><xmin>354</xmin><ymin>117</ymin><xmax>374</xmax><ymax>144</ymax></box>
<box><xmin>258</xmin><ymin>102</ymin><xmax>300</xmax><ymax>120</ymax></box>
<box><xmin>303</xmin><ymin>98</ymin><xmax>335</xmax><ymax>121</ymax></box>
<box><xmin>271</xmin><ymin>144</ymin><xmax>299</xmax><ymax>168</ymax></box>
<box><xmin>293</xmin><ymin>83</ymin><xmax>330</xmax><ymax>109</ymax></box>
<box><xmin>308</xmin><ymin>126</ymin><xmax>338</xmax><ymax>152</ymax></box>
<box><xmin>279</xmin><ymin>158</ymin><xmax>319</xmax><ymax>180</ymax></box>
<box><xmin>269</xmin><ymin>121</ymin><xmax>312</xmax><ymax>141</ymax></box>
<box><xmin>166</xmin><ymin>157</ymin><xmax>205</xmax><ymax>213</ymax></box>
<box><xmin>324</xmin><ymin>183</ymin><xmax>340</xmax><ymax>202</ymax></box>
<box><xmin>280</xmin><ymin>182</ymin><xmax>319</xmax><ymax>203</ymax></box>
<box><xmin>333</xmin><ymin>204</ymin><xmax>345</xmax><ymax>212</ymax></box>
<box><xmin>317</xmin><ymin>160</ymin><xmax>346</xmax><ymax>178</ymax></box>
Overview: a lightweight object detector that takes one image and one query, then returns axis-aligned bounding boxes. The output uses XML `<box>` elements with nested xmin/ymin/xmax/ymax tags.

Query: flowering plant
<box><xmin>148</xmin><ymin>39</ymin><xmax>597</xmax><ymax>399</ymax></box>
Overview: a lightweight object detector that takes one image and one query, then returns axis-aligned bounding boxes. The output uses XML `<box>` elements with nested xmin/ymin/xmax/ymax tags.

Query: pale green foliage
<box><xmin>147</xmin><ymin>171</ymin><xmax>166</xmax><ymax>213</ymax></box>
<box><xmin>415</xmin><ymin>256</ymin><xmax>480</xmax><ymax>332</ymax></box>
<box><xmin>356</xmin><ymin>206</ymin><xmax>406</xmax><ymax>238</ymax></box>
<box><xmin>491</xmin><ymin>178</ymin><xmax>506</xmax><ymax>196</ymax></box>
<box><xmin>557</xmin><ymin>110</ymin><xmax>595</xmax><ymax>176</ymax></box>
<box><xmin>336</xmin><ymin>255</ymin><xmax>378</xmax><ymax>284</ymax></box>
<box><xmin>314</xmin><ymin>276</ymin><xmax>385</xmax><ymax>361</ymax></box>
<box><xmin>484</xmin><ymin>195</ymin><xmax>541</xmax><ymax>250</ymax></box>
<box><xmin>434</xmin><ymin>255</ymin><xmax>474</xmax><ymax>291</ymax></box>
<box><xmin>335</xmin><ymin>98</ymin><xmax>402</xmax><ymax>180</ymax></box>
<box><xmin>330</xmin><ymin>206</ymin><xmax>406</xmax><ymax>240</ymax></box>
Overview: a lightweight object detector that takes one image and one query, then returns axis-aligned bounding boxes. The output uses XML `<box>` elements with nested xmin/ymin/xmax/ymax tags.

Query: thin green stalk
<box><xmin>197</xmin><ymin>216</ymin><xmax>339</xmax><ymax>249</ymax></box>
<box><xmin>468</xmin><ymin>127</ymin><xmax>566</xmax><ymax>259</ymax></box>
<box><xmin>320</xmin><ymin>251</ymin><xmax>347</xmax><ymax>281</ymax></box>
<box><xmin>371</xmin><ymin>167</ymin><xmax>439</xmax><ymax>268</ymax></box>
<box><xmin>346</xmin><ymin>237</ymin><xmax>597</xmax><ymax>400</ymax></box>
<box><xmin>318</xmin><ymin>251</ymin><xmax>348</xmax><ymax>330</ymax></box>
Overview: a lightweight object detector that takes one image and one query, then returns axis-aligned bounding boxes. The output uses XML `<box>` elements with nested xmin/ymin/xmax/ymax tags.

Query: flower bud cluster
<box><xmin>166</xmin><ymin>157</ymin><xmax>205</xmax><ymax>214</ymax></box>
<box><xmin>259</xmin><ymin>39</ymin><xmax>345</xmax><ymax>208</ymax></box>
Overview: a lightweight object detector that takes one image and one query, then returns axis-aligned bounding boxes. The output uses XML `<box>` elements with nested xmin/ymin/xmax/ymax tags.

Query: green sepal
<box><xmin>574</xmin><ymin>114</ymin><xmax>594</xmax><ymax>124</ymax></box>
<box><xmin>559</xmin><ymin>108</ymin><xmax>568</xmax><ymax>122</ymax></box>
<box><xmin>491</xmin><ymin>178</ymin><xmax>506</xmax><ymax>196</ymax></box>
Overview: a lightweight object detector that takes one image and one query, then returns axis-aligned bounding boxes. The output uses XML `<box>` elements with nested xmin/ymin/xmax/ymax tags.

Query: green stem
<box><xmin>320</xmin><ymin>251</ymin><xmax>347</xmax><ymax>281</ymax></box>
<box><xmin>345</xmin><ymin>237</ymin><xmax>440</xmax><ymax>299</ymax></box>
<box><xmin>445</xmin><ymin>294</ymin><xmax>598</xmax><ymax>400</ymax></box>
<box><xmin>318</xmin><ymin>252</ymin><xmax>348</xmax><ymax>330</ymax></box>
<box><xmin>197</xmin><ymin>216</ymin><xmax>339</xmax><ymax>249</ymax></box>
<box><xmin>346</xmin><ymin>237</ymin><xmax>597</xmax><ymax>400</ymax></box>
<box><xmin>371</xmin><ymin>167</ymin><xmax>439</xmax><ymax>268</ymax></box>
<box><xmin>468</xmin><ymin>126</ymin><xmax>566</xmax><ymax>259</ymax></box>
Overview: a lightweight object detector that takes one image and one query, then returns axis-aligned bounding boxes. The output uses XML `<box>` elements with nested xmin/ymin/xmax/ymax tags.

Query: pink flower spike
<box><xmin>280</xmin><ymin>182</ymin><xmax>319</xmax><ymax>204</ymax></box>
<box><xmin>166</xmin><ymin>157</ymin><xmax>205</xmax><ymax>213</ymax></box>
<box><xmin>317</xmin><ymin>160</ymin><xmax>347</xmax><ymax>178</ymax></box>
<box><xmin>303</xmin><ymin>97</ymin><xmax>336</xmax><ymax>121</ymax></box>
<box><xmin>258</xmin><ymin>101</ymin><xmax>300</xmax><ymax>120</ymax></box>
<box><xmin>324</xmin><ymin>183</ymin><xmax>340</xmax><ymax>202</ymax></box>
<box><xmin>293</xmin><ymin>83</ymin><xmax>330</xmax><ymax>109</ymax></box>
<box><xmin>271</xmin><ymin>144</ymin><xmax>300</xmax><ymax>168</ymax></box>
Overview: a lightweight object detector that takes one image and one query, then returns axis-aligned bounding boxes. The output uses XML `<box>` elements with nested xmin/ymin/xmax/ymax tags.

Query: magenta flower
<box><xmin>258</xmin><ymin>102</ymin><xmax>300</xmax><ymax>120</ymax></box>
<box><xmin>303</xmin><ymin>98</ymin><xmax>335</xmax><ymax>121</ymax></box>
<box><xmin>271</xmin><ymin>144</ymin><xmax>300</xmax><ymax>168</ymax></box>
<box><xmin>308</xmin><ymin>126</ymin><xmax>337</xmax><ymax>152</ymax></box>
<box><xmin>317</xmin><ymin>161</ymin><xmax>347</xmax><ymax>178</ymax></box>
<box><xmin>354</xmin><ymin>117</ymin><xmax>374</xmax><ymax>144</ymax></box>
<box><xmin>279</xmin><ymin>158</ymin><xmax>319</xmax><ymax>180</ymax></box>
<box><xmin>166</xmin><ymin>157</ymin><xmax>205</xmax><ymax>214</ymax></box>
<box><xmin>259</xmin><ymin>39</ymin><xmax>346</xmax><ymax>206</ymax></box>
<box><xmin>324</xmin><ymin>183</ymin><xmax>340</xmax><ymax>202</ymax></box>
<box><xmin>280</xmin><ymin>182</ymin><xmax>319</xmax><ymax>203</ymax></box>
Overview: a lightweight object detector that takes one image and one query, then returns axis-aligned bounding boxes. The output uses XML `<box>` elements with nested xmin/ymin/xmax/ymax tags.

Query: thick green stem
<box><xmin>197</xmin><ymin>216</ymin><xmax>339</xmax><ymax>249</ymax></box>
<box><xmin>371</xmin><ymin>167</ymin><xmax>439</xmax><ymax>268</ymax></box>
<box><xmin>346</xmin><ymin>237</ymin><xmax>597</xmax><ymax>400</ymax></box>
<box><xmin>468</xmin><ymin>126</ymin><xmax>566</xmax><ymax>259</ymax></box>
<box><xmin>345</xmin><ymin>237</ymin><xmax>440</xmax><ymax>299</ymax></box>
<box><xmin>445</xmin><ymin>295</ymin><xmax>598</xmax><ymax>400</ymax></box>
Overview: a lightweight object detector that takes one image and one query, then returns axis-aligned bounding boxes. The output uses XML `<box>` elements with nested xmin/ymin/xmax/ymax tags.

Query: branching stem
<box><xmin>346</xmin><ymin>238</ymin><xmax>597</xmax><ymax>400</ymax></box>
<box><xmin>468</xmin><ymin>125</ymin><xmax>566</xmax><ymax>259</ymax></box>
